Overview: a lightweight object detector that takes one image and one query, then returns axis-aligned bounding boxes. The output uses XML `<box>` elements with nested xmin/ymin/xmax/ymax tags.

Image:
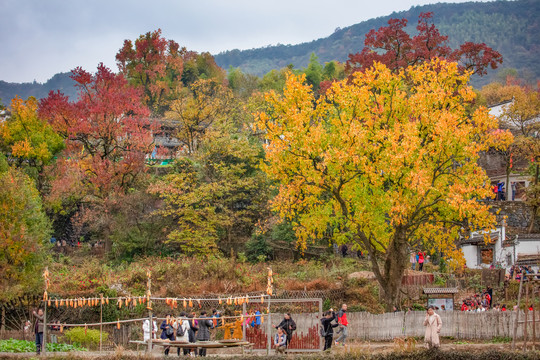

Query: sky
<box><xmin>0</xmin><ymin>0</ymin><xmax>493</xmax><ymax>83</ymax></box>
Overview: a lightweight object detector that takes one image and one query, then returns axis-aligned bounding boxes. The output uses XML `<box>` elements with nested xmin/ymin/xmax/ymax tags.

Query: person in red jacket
<box><xmin>335</xmin><ymin>304</ymin><xmax>348</xmax><ymax>346</ymax></box>
<box><xmin>418</xmin><ymin>252</ymin><xmax>425</xmax><ymax>271</ymax></box>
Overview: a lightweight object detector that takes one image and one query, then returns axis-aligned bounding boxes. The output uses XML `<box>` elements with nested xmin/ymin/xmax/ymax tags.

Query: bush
<box><xmin>0</xmin><ymin>338</ymin><xmax>86</xmax><ymax>353</ymax></box>
<box><xmin>63</xmin><ymin>327</ymin><xmax>108</xmax><ymax>348</ymax></box>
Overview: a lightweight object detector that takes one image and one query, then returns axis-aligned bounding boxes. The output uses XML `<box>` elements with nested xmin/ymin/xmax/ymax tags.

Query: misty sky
<box><xmin>1</xmin><ymin>0</ymin><xmax>492</xmax><ymax>83</ymax></box>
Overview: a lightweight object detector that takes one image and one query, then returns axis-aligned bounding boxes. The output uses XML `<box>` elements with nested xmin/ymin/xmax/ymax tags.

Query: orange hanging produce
<box><xmin>183</xmin><ymin>299</ymin><xmax>187</xmax><ymax>308</ymax></box>
<box><xmin>218</xmin><ymin>297</ymin><xmax>222</xmax><ymax>305</ymax></box>
<box><xmin>106</xmin><ymin>297</ymin><xmax>109</xmax><ymax>305</ymax></box>
<box><xmin>188</xmin><ymin>299</ymin><xmax>193</xmax><ymax>308</ymax></box>
<box><xmin>47</xmin><ymin>299</ymin><xmax>51</xmax><ymax>307</ymax></box>
<box><xmin>117</xmin><ymin>320</ymin><xmax>121</xmax><ymax>329</ymax></box>
<box><xmin>55</xmin><ymin>299</ymin><xmax>59</xmax><ymax>308</ymax></box>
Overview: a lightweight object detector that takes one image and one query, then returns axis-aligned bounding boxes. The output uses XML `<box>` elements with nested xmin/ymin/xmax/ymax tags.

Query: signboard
<box><xmin>427</xmin><ymin>298</ymin><xmax>454</xmax><ymax>311</ymax></box>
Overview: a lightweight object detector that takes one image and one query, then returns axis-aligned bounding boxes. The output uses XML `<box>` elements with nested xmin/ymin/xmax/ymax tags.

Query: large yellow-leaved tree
<box><xmin>256</xmin><ymin>59</ymin><xmax>513</xmax><ymax>310</ymax></box>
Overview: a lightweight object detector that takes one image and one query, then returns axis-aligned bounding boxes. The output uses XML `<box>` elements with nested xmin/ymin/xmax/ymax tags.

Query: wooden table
<box><xmin>130</xmin><ymin>339</ymin><xmax>253</xmax><ymax>354</ymax></box>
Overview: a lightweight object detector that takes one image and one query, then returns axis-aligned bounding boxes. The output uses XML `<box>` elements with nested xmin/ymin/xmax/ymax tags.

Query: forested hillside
<box><xmin>1</xmin><ymin>0</ymin><xmax>537</xmax><ymax>105</ymax></box>
<box><xmin>214</xmin><ymin>0</ymin><xmax>539</xmax><ymax>87</ymax></box>
<box><xmin>0</xmin><ymin>72</ymin><xmax>77</xmax><ymax>106</ymax></box>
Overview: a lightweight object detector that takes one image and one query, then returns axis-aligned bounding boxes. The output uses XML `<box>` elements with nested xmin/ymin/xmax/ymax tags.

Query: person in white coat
<box><xmin>423</xmin><ymin>306</ymin><xmax>442</xmax><ymax>349</ymax></box>
<box><xmin>142</xmin><ymin>317</ymin><xmax>158</xmax><ymax>343</ymax></box>
<box><xmin>176</xmin><ymin>312</ymin><xmax>191</xmax><ymax>356</ymax></box>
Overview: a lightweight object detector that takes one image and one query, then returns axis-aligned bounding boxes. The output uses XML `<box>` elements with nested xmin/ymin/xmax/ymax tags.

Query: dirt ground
<box><xmin>0</xmin><ymin>341</ymin><xmax>537</xmax><ymax>358</ymax></box>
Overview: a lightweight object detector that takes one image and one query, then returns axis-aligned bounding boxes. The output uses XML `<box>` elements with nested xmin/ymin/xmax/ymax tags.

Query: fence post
<box><xmin>266</xmin><ymin>297</ymin><xmax>271</xmax><ymax>355</ymax></box>
<box><xmin>512</xmin><ymin>273</ymin><xmax>525</xmax><ymax>350</ymax></box>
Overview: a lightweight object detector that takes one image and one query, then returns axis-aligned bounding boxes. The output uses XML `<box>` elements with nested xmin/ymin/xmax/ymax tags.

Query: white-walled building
<box><xmin>461</xmin><ymin>219</ymin><xmax>540</xmax><ymax>270</ymax></box>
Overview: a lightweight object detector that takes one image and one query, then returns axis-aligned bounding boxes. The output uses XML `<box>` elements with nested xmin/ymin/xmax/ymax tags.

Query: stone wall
<box><xmin>491</xmin><ymin>201</ymin><xmax>539</xmax><ymax>235</ymax></box>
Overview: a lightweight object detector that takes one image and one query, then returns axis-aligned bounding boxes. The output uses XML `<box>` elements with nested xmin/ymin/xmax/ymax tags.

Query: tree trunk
<box><xmin>528</xmin><ymin>164</ymin><xmax>539</xmax><ymax>234</ymax></box>
<box><xmin>366</xmin><ymin>228</ymin><xmax>409</xmax><ymax>312</ymax></box>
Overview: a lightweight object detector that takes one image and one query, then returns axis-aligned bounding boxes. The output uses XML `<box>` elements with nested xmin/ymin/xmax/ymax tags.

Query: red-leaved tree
<box><xmin>346</xmin><ymin>12</ymin><xmax>503</xmax><ymax>77</ymax></box>
<box><xmin>116</xmin><ymin>29</ymin><xmax>185</xmax><ymax>115</ymax></box>
<box><xmin>39</xmin><ymin>64</ymin><xmax>156</xmax><ymax>249</ymax></box>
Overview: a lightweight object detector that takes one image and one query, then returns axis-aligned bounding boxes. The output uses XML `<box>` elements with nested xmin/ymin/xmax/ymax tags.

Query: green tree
<box><xmin>0</xmin><ymin>96</ymin><xmax>64</xmax><ymax>189</ymax></box>
<box><xmin>0</xmin><ymin>167</ymin><xmax>51</xmax><ymax>301</ymax></box>
<box><xmin>150</xmin><ymin>131</ymin><xmax>270</xmax><ymax>255</ymax></box>
<box><xmin>303</xmin><ymin>53</ymin><xmax>323</xmax><ymax>92</ymax></box>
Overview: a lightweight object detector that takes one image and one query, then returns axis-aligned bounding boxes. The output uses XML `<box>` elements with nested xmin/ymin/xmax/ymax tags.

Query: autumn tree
<box><xmin>0</xmin><ymin>166</ymin><xmax>51</xmax><ymax>301</ymax></box>
<box><xmin>498</xmin><ymin>85</ymin><xmax>540</xmax><ymax>230</ymax></box>
<box><xmin>150</xmin><ymin>131</ymin><xmax>269</xmax><ymax>255</ymax></box>
<box><xmin>39</xmin><ymin>64</ymin><xmax>155</xmax><ymax>249</ymax></box>
<box><xmin>116</xmin><ymin>29</ymin><xmax>185</xmax><ymax>115</ymax></box>
<box><xmin>165</xmin><ymin>79</ymin><xmax>233</xmax><ymax>154</ymax></box>
<box><xmin>0</xmin><ymin>96</ymin><xmax>64</xmax><ymax>190</ymax></box>
<box><xmin>256</xmin><ymin>60</ymin><xmax>512</xmax><ymax>310</ymax></box>
<box><xmin>346</xmin><ymin>12</ymin><xmax>502</xmax><ymax>78</ymax></box>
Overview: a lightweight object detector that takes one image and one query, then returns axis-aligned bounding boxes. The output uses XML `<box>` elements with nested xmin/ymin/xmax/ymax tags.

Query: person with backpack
<box><xmin>160</xmin><ymin>314</ymin><xmax>175</xmax><ymax>356</ymax></box>
<box><xmin>320</xmin><ymin>309</ymin><xmax>339</xmax><ymax>351</ymax></box>
<box><xmin>196</xmin><ymin>311</ymin><xmax>214</xmax><ymax>357</ymax></box>
<box><xmin>176</xmin><ymin>312</ymin><xmax>190</xmax><ymax>356</ymax></box>
<box><xmin>335</xmin><ymin>304</ymin><xmax>349</xmax><ymax>346</ymax></box>
<box><xmin>274</xmin><ymin>314</ymin><xmax>296</xmax><ymax>347</ymax></box>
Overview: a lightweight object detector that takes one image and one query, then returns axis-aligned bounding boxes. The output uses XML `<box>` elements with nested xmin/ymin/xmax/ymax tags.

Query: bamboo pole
<box><xmin>512</xmin><ymin>273</ymin><xmax>525</xmax><ymax>350</ymax></box>
<box><xmin>42</xmin><ymin>301</ymin><xmax>47</xmax><ymax>355</ymax></box>
<box><xmin>99</xmin><ymin>295</ymin><xmax>103</xmax><ymax>352</ymax></box>
<box><xmin>524</xmin><ymin>282</ymin><xmax>529</xmax><ymax>350</ymax></box>
<box><xmin>242</xmin><ymin>301</ymin><xmax>247</xmax><ymax>342</ymax></box>
<box><xmin>147</xmin><ymin>271</ymin><xmax>153</xmax><ymax>354</ymax></box>
<box><xmin>533</xmin><ymin>285</ymin><xmax>536</xmax><ymax>350</ymax></box>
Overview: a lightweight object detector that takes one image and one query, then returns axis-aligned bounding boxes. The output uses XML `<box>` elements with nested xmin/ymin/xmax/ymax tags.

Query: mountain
<box><xmin>214</xmin><ymin>0</ymin><xmax>540</xmax><ymax>87</ymax></box>
<box><xmin>0</xmin><ymin>72</ymin><xmax>77</xmax><ymax>107</ymax></box>
<box><xmin>1</xmin><ymin>0</ymin><xmax>538</xmax><ymax>106</ymax></box>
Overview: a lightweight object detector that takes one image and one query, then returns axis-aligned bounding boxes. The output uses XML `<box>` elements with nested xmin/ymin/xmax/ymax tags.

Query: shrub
<box><xmin>64</xmin><ymin>327</ymin><xmax>108</xmax><ymax>348</ymax></box>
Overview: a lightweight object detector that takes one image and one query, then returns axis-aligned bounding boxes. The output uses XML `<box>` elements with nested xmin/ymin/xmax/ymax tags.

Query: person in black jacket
<box><xmin>187</xmin><ymin>312</ymin><xmax>198</xmax><ymax>356</ymax></box>
<box><xmin>160</xmin><ymin>314</ymin><xmax>175</xmax><ymax>356</ymax></box>
<box><xmin>321</xmin><ymin>309</ymin><xmax>339</xmax><ymax>351</ymax></box>
<box><xmin>274</xmin><ymin>313</ymin><xmax>296</xmax><ymax>347</ymax></box>
<box><xmin>196</xmin><ymin>311</ymin><xmax>214</xmax><ymax>357</ymax></box>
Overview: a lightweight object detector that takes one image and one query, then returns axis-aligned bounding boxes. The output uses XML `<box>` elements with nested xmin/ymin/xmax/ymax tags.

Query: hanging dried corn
<box><xmin>117</xmin><ymin>319</ymin><xmax>121</xmax><ymax>329</ymax></box>
<box><xmin>47</xmin><ymin>299</ymin><xmax>51</xmax><ymax>307</ymax></box>
<box><xmin>197</xmin><ymin>299</ymin><xmax>201</xmax><ymax>309</ymax></box>
<box><xmin>218</xmin><ymin>297</ymin><xmax>222</xmax><ymax>305</ymax></box>
<box><xmin>55</xmin><ymin>299</ymin><xmax>59</xmax><ymax>308</ymax></box>
<box><xmin>106</xmin><ymin>297</ymin><xmax>109</xmax><ymax>305</ymax></box>
<box><xmin>246</xmin><ymin>295</ymin><xmax>249</xmax><ymax>304</ymax></box>
<box><xmin>60</xmin><ymin>299</ymin><xmax>64</xmax><ymax>307</ymax></box>
<box><xmin>188</xmin><ymin>298</ymin><xmax>193</xmax><ymax>308</ymax></box>
<box><xmin>60</xmin><ymin>324</ymin><xmax>64</xmax><ymax>333</ymax></box>
<box><xmin>183</xmin><ymin>299</ymin><xmax>187</xmax><ymax>308</ymax></box>
<box><xmin>261</xmin><ymin>295</ymin><xmax>264</xmax><ymax>304</ymax></box>
<box><xmin>118</xmin><ymin>298</ymin><xmax>123</xmax><ymax>309</ymax></box>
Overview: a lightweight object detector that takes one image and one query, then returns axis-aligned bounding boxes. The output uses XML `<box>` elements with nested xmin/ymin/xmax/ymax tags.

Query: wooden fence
<box><xmin>289</xmin><ymin>311</ymin><xmax>528</xmax><ymax>341</ymax></box>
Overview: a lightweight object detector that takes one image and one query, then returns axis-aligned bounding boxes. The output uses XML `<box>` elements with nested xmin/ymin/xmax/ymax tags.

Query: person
<box><xmin>274</xmin><ymin>313</ymin><xmax>296</xmax><ymax>347</ymax></box>
<box><xmin>142</xmin><ymin>317</ymin><xmax>157</xmax><ymax>343</ymax></box>
<box><xmin>160</xmin><ymin>314</ymin><xmax>175</xmax><ymax>356</ymax></box>
<box><xmin>511</xmin><ymin>182</ymin><xmax>516</xmax><ymax>201</ymax></box>
<box><xmin>335</xmin><ymin>304</ymin><xmax>348</xmax><ymax>346</ymax></box>
<box><xmin>340</xmin><ymin>244</ymin><xmax>348</xmax><ymax>257</ymax></box>
<box><xmin>32</xmin><ymin>308</ymin><xmax>44</xmax><ymax>355</ymax></box>
<box><xmin>23</xmin><ymin>320</ymin><xmax>32</xmax><ymax>340</ymax></box>
<box><xmin>274</xmin><ymin>327</ymin><xmax>287</xmax><ymax>354</ymax></box>
<box><xmin>321</xmin><ymin>309</ymin><xmax>339</xmax><ymax>351</ymax></box>
<box><xmin>176</xmin><ymin>312</ymin><xmax>190</xmax><ymax>356</ymax></box>
<box><xmin>423</xmin><ymin>306</ymin><xmax>442</xmax><ymax>349</ymax></box>
<box><xmin>188</xmin><ymin>313</ymin><xmax>199</xmax><ymax>356</ymax></box>
<box><xmin>497</xmin><ymin>181</ymin><xmax>505</xmax><ymax>200</ymax></box>
<box><xmin>50</xmin><ymin>321</ymin><xmax>60</xmax><ymax>344</ymax></box>
<box><xmin>418</xmin><ymin>251</ymin><xmax>425</xmax><ymax>272</ymax></box>
<box><xmin>212</xmin><ymin>309</ymin><xmax>222</xmax><ymax>328</ymax></box>
<box><xmin>196</xmin><ymin>311</ymin><xmax>214</xmax><ymax>357</ymax></box>
<box><xmin>410</xmin><ymin>252</ymin><xmax>417</xmax><ymax>270</ymax></box>
<box><xmin>501</xmin><ymin>304</ymin><xmax>507</xmax><ymax>312</ymax></box>
<box><xmin>440</xmin><ymin>305</ymin><xmax>446</xmax><ymax>311</ymax></box>
<box><xmin>250</xmin><ymin>308</ymin><xmax>262</xmax><ymax>329</ymax></box>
